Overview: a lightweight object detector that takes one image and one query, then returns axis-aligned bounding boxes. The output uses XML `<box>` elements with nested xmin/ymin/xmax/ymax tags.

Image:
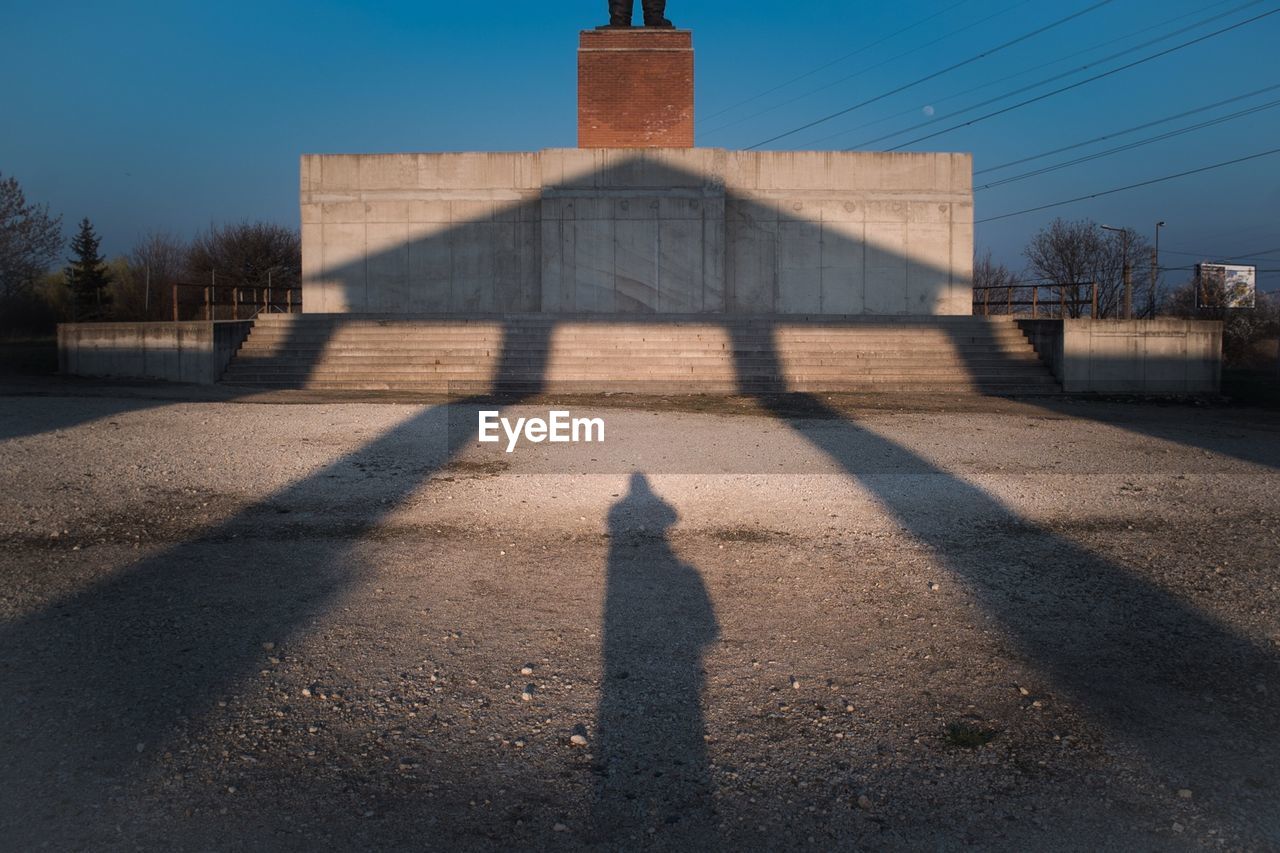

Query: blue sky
<box><xmin>3</xmin><ymin>0</ymin><xmax>1277</xmax><ymax>291</ymax></box>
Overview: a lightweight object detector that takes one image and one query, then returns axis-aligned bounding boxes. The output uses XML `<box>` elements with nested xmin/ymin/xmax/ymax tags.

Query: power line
<box><xmin>976</xmin><ymin>147</ymin><xmax>1280</xmax><ymax>223</ymax></box>
<box><xmin>799</xmin><ymin>0</ymin><xmax>1250</xmax><ymax>150</ymax></box>
<box><xmin>746</xmin><ymin>0</ymin><xmax>1117</xmax><ymax>149</ymax></box>
<box><xmin>881</xmin><ymin>8</ymin><xmax>1280</xmax><ymax>151</ymax></box>
<box><xmin>1163</xmin><ymin>265</ymin><xmax>1280</xmax><ymax>272</ymax></box>
<box><xmin>700</xmin><ymin>0</ymin><xmax>974</xmax><ymax>125</ymax></box>
<box><xmin>976</xmin><ymin>82</ymin><xmax>1280</xmax><ymax>175</ymax></box>
<box><xmin>848</xmin><ymin>0</ymin><xmax>1268</xmax><ymax>151</ymax></box>
<box><xmin>1162</xmin><ymin>247</ymin><xmax>1280</xmax><ymax>260</ymax></box>
<box><xmin>974</xmin><ymin>97</ymin><xmax>1280</xmax><ymax>191</ymax></box>
<box><xmin>703</xmin><ymin>0</ymin><xmax>1033</xmax><ymax>138</ymax></box>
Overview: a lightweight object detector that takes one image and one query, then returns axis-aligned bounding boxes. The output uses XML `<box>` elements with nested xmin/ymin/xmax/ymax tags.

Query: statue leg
<box><xmin>608</xmin><ymin>0</ymin><xmax>633</xmax><ymax>26</ymax></box>
<box><xmin>641</xmin><ymin>0</ymin><xmax>673</xmax><ymax>27</ymax></box>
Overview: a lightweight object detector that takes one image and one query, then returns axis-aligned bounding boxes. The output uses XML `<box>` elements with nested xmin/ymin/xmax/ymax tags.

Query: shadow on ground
<box><xmin>592</xmin><ymin>473</ymin><xmax>719</xmax><ymax>846</ymax></box>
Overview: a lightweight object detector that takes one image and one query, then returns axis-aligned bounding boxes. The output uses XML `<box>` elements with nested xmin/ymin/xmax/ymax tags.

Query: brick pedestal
<box><xmin>578</xmin><ymin>28</ymin><xmax>694</xmax><ymax>148</ymax></box>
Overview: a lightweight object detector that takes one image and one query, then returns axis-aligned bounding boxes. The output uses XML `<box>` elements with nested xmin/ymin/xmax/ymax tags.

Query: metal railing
<box><xmin>973</xmin><ymin>281</ymin><xmax>1099</xmax><ymax>319</ymax></box>
<box><xmin>170</xmin><ymin>282</ymin><xmax>302</xmax><ymax>322</ymax></box>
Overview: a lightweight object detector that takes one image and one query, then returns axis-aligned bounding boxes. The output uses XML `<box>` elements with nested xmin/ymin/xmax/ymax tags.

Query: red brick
<box><xmin>578</xmin><ymin>29</ymin><xmax>694</xmax><ymax>148</ymax></box>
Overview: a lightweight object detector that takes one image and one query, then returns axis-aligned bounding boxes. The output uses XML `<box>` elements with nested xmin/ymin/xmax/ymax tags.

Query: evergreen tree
<box><xmin>64</xmin><ymin>217</ymin><xmax>111</xmax><ymax>320</ymax></box>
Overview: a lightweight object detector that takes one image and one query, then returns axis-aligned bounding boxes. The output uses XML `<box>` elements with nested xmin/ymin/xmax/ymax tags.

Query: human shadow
<box><xmin>732</xmin><ymin>323</ymin><xmax>1280</xmax><ymax>845</ymax></box>
<box><xmin>592</xmin><ymin>473</ymin><xmax>720</xmax><ymax>848</ymax></box>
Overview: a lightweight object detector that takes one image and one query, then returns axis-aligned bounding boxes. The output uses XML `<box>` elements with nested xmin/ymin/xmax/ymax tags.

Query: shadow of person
<box><xmin>592</xmin><ymin>473</ymin><xmax>720</xmax><ymax>848</ymax></box>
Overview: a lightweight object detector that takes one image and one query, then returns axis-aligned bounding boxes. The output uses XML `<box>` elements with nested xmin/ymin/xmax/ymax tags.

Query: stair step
<box><xmin>223</xmin><ymin>314</ymin><xmax>1060</xmax><ymax>394</ymax></box>
<box><xmin>223</xmin><ymin>380</ymin><xmax>1061</xmax><ymax>395</ymax></box>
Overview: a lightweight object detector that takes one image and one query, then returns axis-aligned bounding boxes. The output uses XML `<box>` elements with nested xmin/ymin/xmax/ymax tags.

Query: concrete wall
<box><xmin>301</xmin><ymin>148</ymin><xmax>973</xmax><ymax>317</ymax></box>
<box><xmin>58</xmin><ymin>321</ymin><xmax>253</xmax><ymax>384</ymax></box>
<box><xmin>1019</xmin><ymin>318</ymin><xmax>1222</xmax><ymax>394</ymax></box>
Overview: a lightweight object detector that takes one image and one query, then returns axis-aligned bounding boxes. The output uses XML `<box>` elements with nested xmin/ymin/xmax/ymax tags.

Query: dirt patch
<box><xmin>708</xmin><ymin>526</ymin><xmax>793</xmax><ymax>544</ymax></box>
<box><xmin>439</xmin><ymin>458</ymin><xmax>511</xmax><ymax>479</ymax></box>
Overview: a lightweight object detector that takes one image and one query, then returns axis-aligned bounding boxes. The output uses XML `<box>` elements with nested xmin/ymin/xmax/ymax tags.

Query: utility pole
<box><xmin>1123</xmin><ymin>261</ymin><xmax>1132</xmax><ymax>319</ymax></box>
<box><xmin>1101</xmin><ymin>224</ymin><xmax>1133</xmax><ymax>319</ymax></box>
<box><xmin>1151</xmin><ymin>221</ymin><xmax>1165</xmax><ymax>319</ymax></box>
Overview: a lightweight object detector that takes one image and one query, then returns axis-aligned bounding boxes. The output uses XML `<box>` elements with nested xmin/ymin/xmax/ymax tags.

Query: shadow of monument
<box><xmin>3</xmin><ymin>151</ymin><xmax>1276</xmax><ymax>846</ymax></box>
<box><xmin>593</xmin><ymin>473</ymin><xmax>719</xmax><ymax>846</ymax></box>
<box><xmin>1027</xmin><ymin>395</ymin><xmax>1280</xmax><ymax>471</ymax></box>
<box><xmin>0</xmin><ymin>325</ymin><xmax>551</xmax><ymax>847</ymax></box>
<box><xmin>0</xmin><ymin>393</ymin><xmax>172</xmax><ymax>442</ymax></box>
<box><xmin>729</xmin><ymin>325</ymin><xmax>1280</xmax><ymax>844</ymax></box>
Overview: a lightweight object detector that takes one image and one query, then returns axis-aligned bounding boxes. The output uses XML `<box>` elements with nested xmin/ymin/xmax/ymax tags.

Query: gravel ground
<box><xmin>0</xmin><ymin>385</ymin><xmax>1277</xmax><ymax>851</ymax></box>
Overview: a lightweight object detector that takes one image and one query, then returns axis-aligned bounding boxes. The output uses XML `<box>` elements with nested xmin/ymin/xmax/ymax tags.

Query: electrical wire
<box><xmin>702</xmin><ymin>0</ymin><xmax>1033</xmax><ymax>138</ymax></box>
<box><xmin>700</xmin><ymin>0</ymin><xmax>974</xmax><ymax>124</ymax></box>
<box><xmin>745</xmin><ymin>0</ymin><xmax>1118</xmax><ymax>149</ymax></box>
<box><xmin>976</xmin><ymin>147</ymin><xmax>1280</xmax><ymax>223</ymax></box>
<box><xmin>976</xmin><ymin>82</ymin><xmax>1280</xmax><ymax>175</ymax></box>
<box><xmin>796</xmin><ymin>0</ymin><xmax>1249</xmax><ymax>149</ymax></box>
<box><xmin>1162</xmin><ymin>247</ymin><xmax>1280</xmax><ymax>260</ymax></box>
<box><xmin>845</xmin><ymin>0</ymin><xmax>1268</xmax><ymax>150</ymax></box>
<box><xmin>881</xmin><ymin>8</ymin><xmax>1280</xmax><ymax>151</ymax></box>
<box><xmin>974</xmin><ymin>97</ymin><xmax>1280</xmax><ymax>191</ymax></box>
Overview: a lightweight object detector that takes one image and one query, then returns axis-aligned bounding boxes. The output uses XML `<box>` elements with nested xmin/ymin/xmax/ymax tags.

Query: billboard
<box><xmin>1197</xmin><ymin>263</ymin><xmax>1257</xmax><ymax>309</ymax></box>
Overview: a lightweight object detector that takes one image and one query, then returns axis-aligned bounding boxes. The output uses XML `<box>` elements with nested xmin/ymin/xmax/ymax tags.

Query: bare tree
<box><xmin>1165</xmin><ymin>279</ymin><xmax>1280</xmax><ymax>367</ymax></box>
<box><xmin>1023</xmin><ymin>218</ymin><xmax>1149</xmax><ymax>318</ymax></box>
<box><xmin>972</xmin><ymin>249</ymin><xmax>1020</xmax><ymax>315</ymax></box>
<box><xmin>110</xmin><ymin>232</ymin><xmax>188</xmax><ymax>321</ymax></box>
<box><xmin>0</xmin><ymin>172</ymin><xmax>62</xmax><ymax>301</ymax></box>
<box><xmin>187</xmin><ymin>222</ymin><xmax>300</xmax><ymax>289</ymax></box>
<box><xmin>184</xmin><ymin>222</ymin><xmax>301</xmax><ymax>319</ymax></box>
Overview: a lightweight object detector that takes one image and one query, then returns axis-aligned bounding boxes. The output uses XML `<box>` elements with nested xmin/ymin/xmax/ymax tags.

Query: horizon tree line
<box><xmin>0</xmin><ymin>171</ymin><xmax>300</xmax><ymax>334</ymax></box>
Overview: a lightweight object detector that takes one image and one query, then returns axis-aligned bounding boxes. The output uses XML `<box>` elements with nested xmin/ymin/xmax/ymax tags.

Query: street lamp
<box><xmin>1151</xmin><ymin>221</ymin><xmax>1166</xmax><ymax>319</ymax></box>
<box><xmin>1101</xmin><ymin>224</ymin><xmax>1133</xmax><ymax>319</ymax></box>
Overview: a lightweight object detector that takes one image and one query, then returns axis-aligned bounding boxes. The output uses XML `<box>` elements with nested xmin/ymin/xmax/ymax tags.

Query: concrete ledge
<box><xmin>1018</xmin><ymin>318</ymin><xmax>1222</xmax><ymax>394</ymax></box>
<box><xmin>58</xmin><ymin>321</ymin><xmax>254</xmax><ymax>384</ymax></box>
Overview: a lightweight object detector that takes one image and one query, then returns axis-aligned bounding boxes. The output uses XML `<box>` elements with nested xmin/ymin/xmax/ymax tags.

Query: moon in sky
<box><xmin>922</xmin><ymin>105</ymin><xmax>936</xmax><ymax>117</ymax></box>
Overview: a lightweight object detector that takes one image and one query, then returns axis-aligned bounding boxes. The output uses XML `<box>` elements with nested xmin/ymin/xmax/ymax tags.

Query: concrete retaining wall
<box><xmin>58</xmin><ymin>321</ymin><xmax>253</xmax><ymax>384</ymax></box>
<box><xmin>1018</xmin><ymin>318</ymin><xmax>1222</xmax><ymax>394</ymax></box>
<box><xmin>301</xmin><ymin>148</ymin><xmax>973</xmax><ymax>317</ymax></box>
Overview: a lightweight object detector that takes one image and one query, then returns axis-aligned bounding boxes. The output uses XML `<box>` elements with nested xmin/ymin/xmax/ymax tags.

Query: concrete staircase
<box><xmin>221</xmin><ymin>314</ymin><xmax>1060</xmax><ymax>394</ymax></box>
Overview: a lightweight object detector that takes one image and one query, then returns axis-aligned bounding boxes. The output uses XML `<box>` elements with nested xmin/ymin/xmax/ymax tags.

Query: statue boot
<box><xmin>605</xmin><ymin>0</ymin><xmax>673</xmax><ymax>27</ymax></box>
<box><xmin>642</xmin><ymin>0</ymin><xmax>674</xmax><ymax>27</ymax></box>
<box><xmin>607</xmin><ymin>0</ymin><xmax>633</xmax><ymax>26</ymax></box>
